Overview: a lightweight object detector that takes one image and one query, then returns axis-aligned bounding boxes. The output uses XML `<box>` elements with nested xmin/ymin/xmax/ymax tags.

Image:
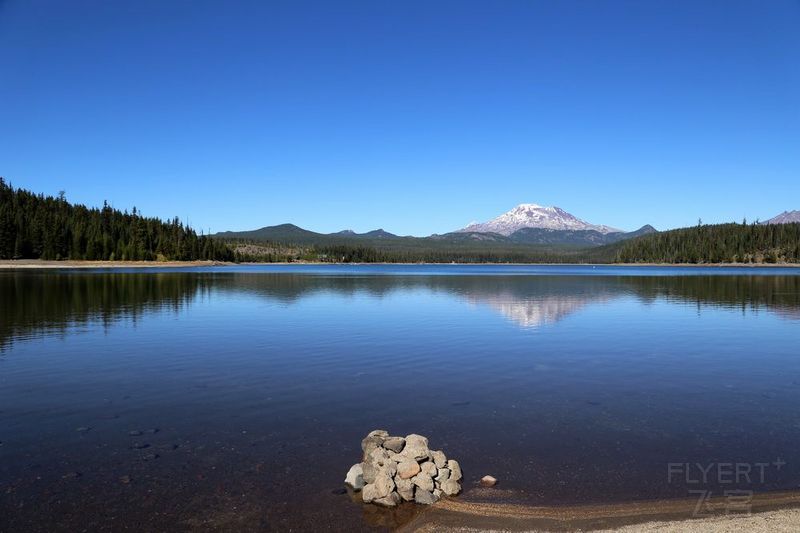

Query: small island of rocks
<box><xmin>344</xmin><ymin>430</ymin><xmax>462</xmax><ymax>507</ymax></box>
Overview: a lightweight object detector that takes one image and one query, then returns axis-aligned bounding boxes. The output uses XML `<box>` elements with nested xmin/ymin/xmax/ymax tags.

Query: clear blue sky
<box><xmin>1</xmin><ymin>1</ymin><xmax>798</xmax><ymax>235</ymax></box>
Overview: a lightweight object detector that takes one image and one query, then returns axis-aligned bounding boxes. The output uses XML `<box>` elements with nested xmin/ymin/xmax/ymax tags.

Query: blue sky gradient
<box><xmin>1</xmin><ymin>0</ymin><xmax>798</xmax><ymax>235</ymax></box>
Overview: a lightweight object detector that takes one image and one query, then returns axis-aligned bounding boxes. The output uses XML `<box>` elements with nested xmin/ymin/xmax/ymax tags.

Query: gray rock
<box><xmin>373</xmin><ymin>470</ymin><xmax>395</xmax><ymax>499</ymax></box>
<box><xmin>361</xmin><ymin>483</ymin><xmax>378</xmax><ymax>503</ymax></box>
<box><xmin>401</xmin><ymin>434</ymin><xmax>430</xmax><ymax>461</ymax></box>
<box><xmin>362</xmin><ymin>462</ymin><xmax>377</xmax><ymax>484</ymax></box>
<box><xmin>380</xmin><ymin>460</ymin><xmax>397</xmax><ymax>478</ymax></box>
<box><xmin>447</xmin><ymin>459</ymin><xmax>462</xmax><ymax>481</ymax></box>
<box><xmin>344</xmin><ymin>463</ymin><xmax>365</xmax><ymax>491</ymax></box>
<box><xmin>367</xmin><ymin>447</ymin><xmax>391</xmax><ymax>466</ymax></box>
<box><xmin>431</xmin><ymin>450</ymin><xmax>447</xmax><ymax>468</ymax></box>
<box><xmin>361</xmin><ymin>430</ymin><xmax>389</xmax><ymax>459</ymax></box>
<box><xmin>373</xmin><ymin>491</ymin><xmax>401</xmax><ymax>507</ymax></box>
<box><xmin>415</xmin><ymin>489</ymin><xmax>437</xmax><ymax>505</ymax></box>
<box><xmin>395</xmin><ymin>477</ymin><xmax>415</xmax><ymax>501</ymax></box>
<box><xmin>411</xmin><ymin>472</ymin><xmax>434</xmax><ymax>492</ymax></box>
<box><xmin>362</xmin><ymin>437</ymin><xmax>385</xmax><ymax>459</ymax></box>
<box><xmin>441</xmin><ymin>478</ymin><xmax>461</xmax><ymax>496</ymax></box>
<box><xmin>383</xmin><ymin>436</ymin><xmax>405</xmax><ymax>452</ymax></box>
<box><xmin>397</xmin><ymin>460</ymin><xmax>421</xmax><ymax>480</ymax></box>
<box><xmin>420</xmin><ymin>460</ymin><xmax>437</xmax><ymax>477</ymax></box>
<box><xmin>351</xmin><ymin>431</ymin><xmax>462</xmax><ymax>507</ymax></box>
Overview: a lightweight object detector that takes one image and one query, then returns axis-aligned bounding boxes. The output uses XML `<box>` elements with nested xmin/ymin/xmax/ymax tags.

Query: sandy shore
<box><xmin>2</xmin><ymin>259</ymin><xmax>799</xmax><ymax>269</ymax></box>
<box><xmin>398</xmin><ymin>488</ymin><xmax>800</xmax><ymax>532</ymax></box>
<box><xmin>410</xmin><ymin>509</ymin><xmax>800</xmax><ymax>532</ymax></box>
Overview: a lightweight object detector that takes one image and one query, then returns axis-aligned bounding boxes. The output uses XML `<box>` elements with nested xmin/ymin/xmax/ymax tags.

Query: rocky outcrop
<box><xmin>344</xmin><ymin>430</ymin><xmax>462</xmax><ymax>506</ymax></box>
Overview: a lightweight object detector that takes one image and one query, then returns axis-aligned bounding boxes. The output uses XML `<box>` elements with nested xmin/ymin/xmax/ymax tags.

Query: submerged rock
<box><xmin>415</xmin><ymin>489</ymin><xmax>438</xmax><ymax>505</ymax></box>
<box><xmin>480</xmin><ymin>475</ymin><xmax>497</xmax><ymax>487</ymax></box>
<box><xmin>373</xmin><ymin>491</ymin><xmax>401</xmax><ymax>507</ymax></box>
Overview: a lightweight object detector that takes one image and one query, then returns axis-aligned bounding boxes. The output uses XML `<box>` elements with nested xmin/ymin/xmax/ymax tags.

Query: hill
<box><xmin>0</xmin><ymin>179</ymin><xmax>233</xmax><ymax>261</ymax></box>
<box><xmin>215</xmin><ymin>223</ymin><xmax>654</xmax><ymax>249</ymax></box>
<box><xmin>612</xmin><ymin>222</ymin><xmax>800</xmax><ymax>264</ymax></box>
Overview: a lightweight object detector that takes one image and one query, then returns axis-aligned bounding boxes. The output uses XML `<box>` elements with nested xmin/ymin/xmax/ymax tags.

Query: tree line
<box><xmin>613</xmin><ymin>222</ymin><xmax>800</xmax><ymax>264</ymax></box>
<box><xmin>0</xmin><ymin>178</ymin><xmax>233</xmax><ymax>261</ymax></box>
<box><xmin>3</xmin><ymin>178</ymin><xmax>798</xmax><ymax>264</ymax></box>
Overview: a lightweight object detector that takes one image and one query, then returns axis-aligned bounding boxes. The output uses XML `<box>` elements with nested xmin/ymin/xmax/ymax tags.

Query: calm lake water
<box><xmin>2</xmin><ymin>265</ymin><xmax>800</xmax><ymax>531</ymax></box>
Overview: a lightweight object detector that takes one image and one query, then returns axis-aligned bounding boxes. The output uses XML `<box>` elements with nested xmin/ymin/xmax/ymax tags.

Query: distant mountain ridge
<box><xmin>761</xmin><ymin>210</ymin><xmax>800</xmax><ymax>225</ymax></box>
<box><xmin>212</xmin><ymin>201</ymin><xmax>663</xmax><ymax>249</ymax></box>
<box><xmin>214</xmin><ymin>224</ymin><xmax>402</xmax><ymax>245</ymax></box>
<box><xmin>459</xmin><ymin>204</ymin><xmax>622</xmax><ymax>236</ymax></box>
<box><xmin>215</xmin><ymin>223</ymin><xmax>656</xmax><ymax>248</ymax></box>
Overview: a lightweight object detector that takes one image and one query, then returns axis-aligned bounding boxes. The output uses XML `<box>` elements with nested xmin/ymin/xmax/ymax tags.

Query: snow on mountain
<box><xmin>761</xmin><ymin>210</ymin><xmax>800</xmax><ymax>225</ymax></box>
<box><xmin>458</xmin><ymin>203</ymin><xmax>623</xmax><ymax>236</ymax></box>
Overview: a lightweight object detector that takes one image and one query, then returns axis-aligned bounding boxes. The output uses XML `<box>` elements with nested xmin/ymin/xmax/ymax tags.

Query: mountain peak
<box><xmin>458</xmin><ymin>204</ymin><xmax>622</xmax><ymax>236</ymax></box>
<box><xmin>364</xmin><ymin>229</ymin><xmax>397</xmax><ymax>238</ymax></box>
<box><xmin>761</xmin><ymin>210</ymin><xmax>800</xmax><ymax>225</ymax></box>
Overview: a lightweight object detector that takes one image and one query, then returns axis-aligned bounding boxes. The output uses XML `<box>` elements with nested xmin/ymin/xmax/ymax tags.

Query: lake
<box><xmin>2</xmin><ymin>265</ymin><xmax>800</xmax><ymax>531</ymax></box>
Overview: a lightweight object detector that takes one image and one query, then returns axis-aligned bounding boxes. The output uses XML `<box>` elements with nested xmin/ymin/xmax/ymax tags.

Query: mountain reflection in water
<box><xmin>2</xmin><ymin>266</ymin><xmax>800</xmax><ymax>531</ymax></box>
<box><xmin>2</xmin><ymin>271</ymin><xmax>799</xmax><ymax>348</ymax></box>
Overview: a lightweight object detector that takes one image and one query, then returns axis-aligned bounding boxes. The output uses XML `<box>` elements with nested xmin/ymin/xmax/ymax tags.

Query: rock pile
<box><xmin>344</xmin><ymin>430</ymin><xmax>462</xmax><ymax>507</ymax></box>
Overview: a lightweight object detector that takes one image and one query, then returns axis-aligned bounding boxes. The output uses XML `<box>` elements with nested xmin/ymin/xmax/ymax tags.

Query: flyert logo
<box><xmin>666</xmin><ymin>459</ymin><xmax>787</xmax><ymax>517</ymax></box>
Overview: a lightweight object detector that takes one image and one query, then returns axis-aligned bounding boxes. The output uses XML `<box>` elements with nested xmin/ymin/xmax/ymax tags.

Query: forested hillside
<box><xmin>613</xmin><ymin>222</ymin><xmax>800</xmax><ymax>264</ymax></box>
<box><xmin>3</xmin><ymin>179</ymin><xmax>798</xmax><ymax>264</ymax></box>
<box><xmin>0</xmin><ymin>179</ymin><xmax>233</xmax><ymax>261</ymax></box>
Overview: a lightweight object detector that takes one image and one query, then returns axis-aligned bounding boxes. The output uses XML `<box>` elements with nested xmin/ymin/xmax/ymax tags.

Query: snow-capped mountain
<box><xmin>458</xmin><ymin>204</ymin><xmax>622</xmax><ymax>236</ymax></box>
<box><xmin>761</xmin><ymin>210</ymin><xmax>800</xmax><ymax>225</ymax></box>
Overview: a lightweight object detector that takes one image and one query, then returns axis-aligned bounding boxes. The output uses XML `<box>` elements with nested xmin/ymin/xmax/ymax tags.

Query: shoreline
<box><xmin>2</xmin><ymin>259</ymin><xmax>800</xmax><ymax>269</ymax></box>
<box><xmin>402</xmin><ymin>488</ymin><xmax>800</xmax><ymax>532</ymax></box>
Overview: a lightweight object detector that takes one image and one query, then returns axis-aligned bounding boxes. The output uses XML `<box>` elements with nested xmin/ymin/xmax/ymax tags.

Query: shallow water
<box><xmin>1</xmin><ymin>265</ymin><xmax>800</xmax><ymax>531</ymax></box>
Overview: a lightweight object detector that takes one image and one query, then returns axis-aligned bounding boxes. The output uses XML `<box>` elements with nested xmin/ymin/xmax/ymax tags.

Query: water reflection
<box><xmin>2</xmin><ymin>270</ymin><xmax>799</xmax><ymax>349</ymax></box>
<box><xmin>2</xmin><ymin>267</ymin><xmax>800</xmax><ymax>531</ymax></box>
